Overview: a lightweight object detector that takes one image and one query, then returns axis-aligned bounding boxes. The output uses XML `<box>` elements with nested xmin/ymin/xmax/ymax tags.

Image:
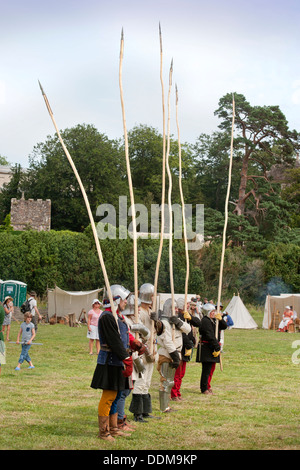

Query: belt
<box><xmin>100</xmin><ymin>345</ymin><xmax>131</xmax><ymax>355</ymax></box>
<box><xmin>100</xmin><ymin>345</ymin><xmax>112</xmax><ymax>352</ymax></box>
<box><xmin>200</xmin><ymin>340</ymin><xmax>220</xmax><ymax>345</ymax></box>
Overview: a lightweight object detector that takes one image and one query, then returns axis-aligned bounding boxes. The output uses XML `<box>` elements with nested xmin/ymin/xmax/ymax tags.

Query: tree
<box><xmin>193</xmin><ymin>131</ymin><xmax>239</xmax><ymax>210</ymax></box>
<box><xmin>215</xmin><ymin>93</ymin><xmax>300</xmax><ymax>219</ymax></box>
<box><xmin>127</xmin><ymin>124</ymin><xmax>197</xmax><ymax>206</ymax></box>
<box><xmin>263</xmin><ymin>243</ymin><xmax>300</xmax><ymax>293</ymax></box>
<box><xmin>21</xmin><ymin>124</ymin><xmax>128</xmax><ymax>231</ymax></box>
<box><xmin>0</xmin><ymin>155</ymin><xmax>9</xmax><ymax>166</ymax></box>
<box><xmin>281</xmin><ymin>166</ymin><xmax>300</xmax><ymax>228</ymax></box>
<box><xmin>0</xmin><ymin>164</ymin><xmax>22</xmax><ymax>224</ymax></box>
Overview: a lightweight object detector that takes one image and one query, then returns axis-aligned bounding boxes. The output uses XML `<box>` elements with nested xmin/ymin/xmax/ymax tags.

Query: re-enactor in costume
<box><xmin>154</xmin><ymin>298</ymin><xmax>191</xmax><ymax>412</ymax></box>
<box><xmin>90</xmin><ymin>285</ymin><xmax>146</xmax><ymax>441</ymax></box>
<box><xmin>129</xmin><ymin>283</ymin><xmax>159</xmax><ymax>422</ymax></box>
<box><xmin>171</xmin><ymin>298</ymin><xmax>201</xmax><ymax>401</ymax></box>
<box><xmin>196</xmin><ymin>303</ymin><xmax>227</xmax><ymax>395</ymax></box>
<box><xmin>118</xmin><ymin>293</ymin><xmax>150</xmax><ymax>430</ymax></box>
<box><xmin>277</xmin><ymin>306</ymin><xmax>294</xmax><ymax>332</ymax></box>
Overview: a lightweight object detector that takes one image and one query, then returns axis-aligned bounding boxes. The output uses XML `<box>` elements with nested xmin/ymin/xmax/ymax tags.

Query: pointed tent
<box><xmin>224</xmin><ymin>294</ymin><xmax>258</xmax><ymax>329</ymax></box>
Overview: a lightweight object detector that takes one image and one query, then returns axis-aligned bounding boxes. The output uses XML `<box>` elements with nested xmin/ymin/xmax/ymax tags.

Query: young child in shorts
<box><xmin>15</xmin><ymin>312</ymin><xmax>36</xmax><ymax>370</ymax></box>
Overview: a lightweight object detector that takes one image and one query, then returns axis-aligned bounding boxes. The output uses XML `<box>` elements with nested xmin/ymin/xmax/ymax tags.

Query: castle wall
<box><xmin>10</xmin><ymin>196</ymin><xmax>51</xmax><ymax>231</ymax></box>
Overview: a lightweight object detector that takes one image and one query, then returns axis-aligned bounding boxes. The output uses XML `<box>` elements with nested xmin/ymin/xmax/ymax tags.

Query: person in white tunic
<box><xmin>155</xmin><ymin>298</ymin><xmax>191</xmax><ymax>413</ymax></box>
<box><xmin>129</xmin><ymin>283</ymin><xmax>159</xmax><ymax>422</ymax></box>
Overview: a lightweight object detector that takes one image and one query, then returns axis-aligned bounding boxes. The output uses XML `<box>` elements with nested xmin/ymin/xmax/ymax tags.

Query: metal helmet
<box><xmin>103</xmin><ymin>284</ymin><xmax>130</xmax><ymax>307</ymax></box>
<box><xmin>176</xmin><ymin>297</ymin><xmax>185</xmax><ymax>311</ymax></box>
<box><xmin>162</xmin><ymin>298</ymin><xmax>177</xmax><ymax>318</ymax></box>
<box><xmin>122</xmin><ymin>293</ymin><xmax>140</xmax><ymax>316</ymax></box>
<box><xmin>202</xmin><ymin>303</ymin><xmax>215</xmax><ymax>316</ymax></box>
<box><xmin>138</xmin><ymin>283</ymin><xmax>154</xmax><ymax>305</ymax></box>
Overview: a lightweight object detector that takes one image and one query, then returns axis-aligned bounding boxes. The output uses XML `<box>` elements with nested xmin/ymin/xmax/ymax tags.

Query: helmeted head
<box><xmin>202</xmin><ymin>303</ymin><xmax>216</xmax><ymax>317</ymax></box>
<box><xmin>161</xmin><ymin>298</ymin><xmax>177</xmax><ymax>319</ymax></box>
<box><xmin>138</xmin><ymin>283</ymin><xmax>154</xmax><ymax>305</ymax></box>
<box><xmin>122</xmin><ymin>293</ymin><xmax>140</xmax><ymax>316</ymax></box>
<box><xmin>176</xmin><ymin>297</ymin><xmax>185</xmax><ymax>311</ymax></box>
<box><xmin>103</xmin><ymin>284</ymin><xmax>130</xmax><ymax>310</ymax></box>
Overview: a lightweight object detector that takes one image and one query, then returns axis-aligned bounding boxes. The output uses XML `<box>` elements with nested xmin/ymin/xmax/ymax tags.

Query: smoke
<box><xmin>255</xmin><ymin>276</ymin><xmax>294</xmax><ymax>304</ymax></box>
<box><xmin>265</xmin><ymin>276</ymin><xmax>293</xmax><ymax>296</ymax></box>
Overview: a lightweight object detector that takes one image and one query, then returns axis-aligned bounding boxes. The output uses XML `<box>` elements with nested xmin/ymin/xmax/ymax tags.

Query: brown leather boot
<box><xmin>118</xmin><ymin>417</ymin><xmax>135</xmax><ymax>432</ymax></box>
<box><xmin>109</xmin><ymin>413</ymin><xmax>130</xmax><ymax>437</ymax></box>
<box><xmin>98</xmin><ymin>415</ymin><xmax>115</xmax><ymax>441</ymax></box>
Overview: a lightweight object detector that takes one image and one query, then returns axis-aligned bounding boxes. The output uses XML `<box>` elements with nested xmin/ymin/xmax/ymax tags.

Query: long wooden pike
<box><xmin>9</xmin><ymin>342</ymin><xmax>43</xmax><ymax>345</ymax></box>
<box><xmin>216</xmin><ymin>94</ymin><xmax>235</xmax><ymax>366</ymax></box>
<box><xmin>38</xmin><ymin>81</ymin><xmax>118</xmax><ymax>322</ymax></box>
<box><xmin>176</xmin><ymin>84</ymin><xmax>189</xmax><ymax>313</ymax></box>
<box><xmin>151</xmin><ymin>23</ymin><xmax>166</xmax><ymax>353</ymax></box>
<box><xmin>165</xmin><ymin>59</ymin><xmax>176</xmax><ymax>340</ymax></box>
<box><xmin>119</xmin><ymin>29</ymin><xmax>139</xmax><ymax>332</ymax></box>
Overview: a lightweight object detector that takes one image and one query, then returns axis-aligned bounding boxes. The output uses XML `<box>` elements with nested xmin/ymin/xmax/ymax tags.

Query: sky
<box><xmin>1</xmin><ymin>0</ymin><xmax>300</xmax><ymax>169</ymax></box>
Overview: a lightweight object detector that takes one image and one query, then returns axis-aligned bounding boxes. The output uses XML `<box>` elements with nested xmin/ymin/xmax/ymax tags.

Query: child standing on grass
<box><xmin>15</xmin><ymin>312</ymin><xmax>36</xmax><ymax>371</ymax></box>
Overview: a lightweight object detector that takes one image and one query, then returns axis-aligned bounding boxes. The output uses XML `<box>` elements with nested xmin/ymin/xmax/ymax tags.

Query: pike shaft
<box><xmin>38</xmin><ymin>81</ymin><xmax>117</xmax><ymax>322</ymax></box>
<box><xmin>9</xmin><ymin>342</ymin><xmax>43</xmax><ymax>345</ymax></box>
<box><xmin>165</xmin><ymin>61</ymin><xmax>175</xmax><ymax>340</ymax></box>
<box><xmin>151</xmin><ymin>23</ymin><xmax>166</xmax><ymax>352</ymax></box>
<box><xmin>216</xmin><ymin>94</ymin><xmax>235</xmax><ymax>339</ymax></box>
<box><xmin>176</xmin><ymin>85</ymin><xmax>189</xmax><ymax>313</ymax></box>
<box><xmin>119</xmin><ymin>31</ymin><xmax>139</xmax><ymax>332</ymax></box>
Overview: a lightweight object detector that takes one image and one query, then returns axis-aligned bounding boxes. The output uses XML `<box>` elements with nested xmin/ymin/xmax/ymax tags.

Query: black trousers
<box><xmin>200</xmin><ymin>362</ymin><xmax>216</xmax><ymax>393</ymax></box>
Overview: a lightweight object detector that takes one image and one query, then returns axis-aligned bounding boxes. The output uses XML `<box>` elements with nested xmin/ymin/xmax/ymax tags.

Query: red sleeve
<box><xmin>129</xmin><ymin>332</ymin><xmax>136</xmax><ymax>347</ymax></box>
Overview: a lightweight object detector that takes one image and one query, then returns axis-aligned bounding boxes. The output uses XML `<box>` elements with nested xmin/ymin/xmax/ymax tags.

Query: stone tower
<box><xmin>10</xmin><ymin>193</ymin><xmax>51</xmax><ymax>231</ymax></box>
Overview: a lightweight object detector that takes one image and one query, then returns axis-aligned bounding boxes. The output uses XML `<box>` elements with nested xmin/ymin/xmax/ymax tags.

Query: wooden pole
<box><xmin>119</xmin><ymin>29</ymin><xmax>139</xmax><ymax>332</ymax></box>
<box><xmin>165</xmin><ymin>59</ymin><xmax>175</xmax><ymax>340</ymax></box>
<box><xmin>176</xmin><ymin>84</ymin><xmax>189</xmax><ymax>313</ymax></box>
<box><xmin>151</xmin><ymin>23</ymin><xmax>167</xmax><ymax>353</ymax></box>
<box><xmin>38</xmin><ymin>81</ymin><xmax>117</xmax><ymax>322</ymax></box>
<box><xmin>216</xmin><ymin>94</ymin><xmax>235</xmax><ymax>345</ymax></box>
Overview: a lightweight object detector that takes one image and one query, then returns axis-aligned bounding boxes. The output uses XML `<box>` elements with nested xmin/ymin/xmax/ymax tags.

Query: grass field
<box><xmin>1</xmin><ymin>308</ymin><xmax>300</xmax><ymax>451</ymax></box>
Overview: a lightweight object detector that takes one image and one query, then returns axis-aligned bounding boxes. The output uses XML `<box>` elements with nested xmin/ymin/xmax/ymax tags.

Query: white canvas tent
<box><xmin>263</xmin><ymin>293</ymin><xmax>300</xmax><ymax>329</ymax></box>
<box><xmin>224</xmin><ymin>294</ymin><xmax>258</xmax><ymax>329</ymax></box>
<box><xmin>47</xmin><ymin>286</ymin><xmax>103</xmax><ymax>320</ymax></box>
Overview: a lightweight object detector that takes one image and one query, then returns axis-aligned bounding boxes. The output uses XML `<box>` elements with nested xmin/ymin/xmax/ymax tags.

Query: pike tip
<box><xmin>159</xmin><ymin>22</ymin><xmax>163</xmax><ymax>52</ymax></box>
<box><xmin>38</xmin><ymin>79</ymin><xmax>44</xmax><ymax>94</ymax></box>
<box><xmin>121</xmin><ymin>27</ymin><xmax>124</xmax><ymax>40</ymax></box>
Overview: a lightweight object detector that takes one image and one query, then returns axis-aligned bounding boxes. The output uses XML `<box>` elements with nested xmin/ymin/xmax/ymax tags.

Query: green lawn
<box><xmin>1</xmin><ymin>312</ymin><xmax>300</xmax><ymax>450</ymax></box>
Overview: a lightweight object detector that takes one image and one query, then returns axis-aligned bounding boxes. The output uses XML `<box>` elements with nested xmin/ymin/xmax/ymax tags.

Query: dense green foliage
<box><xmin>0</xmin><ymin>93</ymin><xmax>299</xmax><ymax>301</ymax></box>
<box><xmin>0</xmin><ymin>228</ymin><xmax>204</xmax><ymax>297</ymax></box>
<box><xmin>0</xmin><ymin>227</ymin><xmax>298</xmax><ymax>302</ymax></box>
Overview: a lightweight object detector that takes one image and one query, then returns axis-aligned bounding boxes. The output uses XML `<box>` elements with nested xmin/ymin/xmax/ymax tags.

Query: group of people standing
<box><xmin>89</xmin><ymin>283</ymin><xmax>228</xmax><ymax>441</ymax></box>
<box><xmin>0</xmin><ymin>285</ymin><xmax>228</xmax><ymax>442</ymax></box>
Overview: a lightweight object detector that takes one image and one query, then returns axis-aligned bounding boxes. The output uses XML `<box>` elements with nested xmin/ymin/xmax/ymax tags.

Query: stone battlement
<box><xmin>10</xmin><ymin>194</ymin><xmax>51</xmax><ymax>231</ymax></box>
